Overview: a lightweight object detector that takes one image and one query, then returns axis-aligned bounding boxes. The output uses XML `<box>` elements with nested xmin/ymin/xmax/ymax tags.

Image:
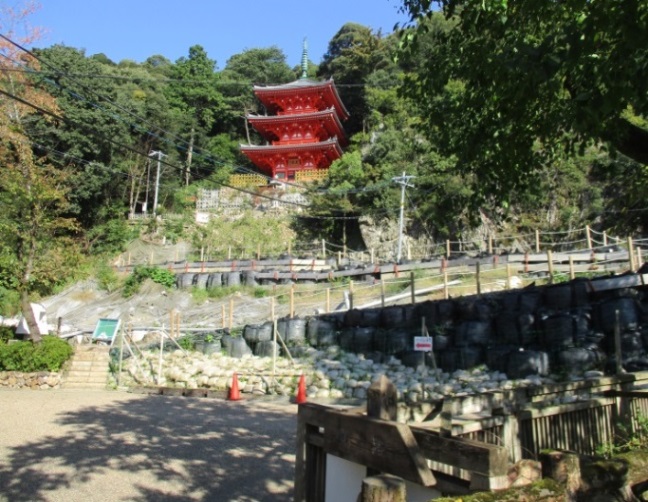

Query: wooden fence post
<box><xmin>326</xmin><ymin>288</ymin><xmax>330</xmax><ymax>313</ymax></box>
<box><xmin>475</xmin><ymin>262</ymin><xmax>481</xmax><ymax>295</ymax></box>
<box><xmin>569</xmin><ymin>255</ymin><xmax>575</xmax><ymax>280</ymax></box>
<box><xmin>488</xmin><ymin>235</ymin><xmax>493</xmax><ymax>255</ymax></box>
<box><xmin>547</xmin><ymin>250</ymin><xmax>554</xmax><ymax>284</ymax></box>
<box><xmin>586</xmin><ymin>225</ymin><xmax>592</xmax><ymax>250</ymax></box>
<box><xmin>221</xmin><ymin>304</ymin><xmax>226</xmax><ymax>329</ymax></box>
<box><xmin>637</xmin><ymin>247</ymin><xmax>643</xmax><ymax>269</ymax></box>
<box><xmin>322</xmin><ymin>239</ymin><xmax>326</xmax><ymax>259</ymax></box>
<box><xmin>506</xmin><ymin>264</ymin><xmax>512</xmax><ymax>290</ymax></box>
<box><xmin>446</xmin><ymin>239</ymin><xmax>451</xmax><ymax>259</ymax></box>
<box><xmin>410</xmin><ymin>272</ymin><xmax>416</xmax><ymax>304</ymax></box>
<box><xmin>443</xmin><ymin>270</ymin><xmax>449</xmax><ymax>300</ymax></box>
<box><xmin>628</xmin><ymin>236</ymin><xmax>635</xmax><ymax>271</ymax></box>
<box><xmin>349</xmin><ymin>280</ymin><xmax>354</xmax><ymax>310</ymax></box>
<box><xmin>535</xmin><ymin>229</ymin><xmax>541</xmax><ymax>253</ymax></box>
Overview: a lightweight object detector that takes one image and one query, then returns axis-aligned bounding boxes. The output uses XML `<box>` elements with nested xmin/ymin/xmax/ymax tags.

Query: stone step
<box><xmin>73</xmin><ymin>352</ymin><xmax>111</xmax><ymax>362</ymax></box>
<box><xmin>65</xmin><ymin>377</ymin><xmax>108</xmax><ymax>385</ymax></box>
<box><xmin>63</xmin><ymin>381</ymin><xmax>108</xmax><ymax>390</ymax></box>
<box><xmin>66</xmin><ymin>369</ymin><xmax>108</xmax><ymax>378</ymax></box>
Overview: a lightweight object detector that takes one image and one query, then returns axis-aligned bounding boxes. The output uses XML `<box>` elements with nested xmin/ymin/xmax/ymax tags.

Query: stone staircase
<box><xmin>63</xmin><ymin>344</ymin><xmax>112</xmax><ymax>389</ymax></box>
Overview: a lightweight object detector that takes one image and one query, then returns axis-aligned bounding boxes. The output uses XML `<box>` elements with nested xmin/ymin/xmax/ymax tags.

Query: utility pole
<box><xmin>149</xmin><ymin>150</ymin><xmax>165</xmax><ymax>217</ymax></box>
<box><xmin>392</xmin><ymin>172</ymin><xmax>415</xmax><ymax>263</ymax></box>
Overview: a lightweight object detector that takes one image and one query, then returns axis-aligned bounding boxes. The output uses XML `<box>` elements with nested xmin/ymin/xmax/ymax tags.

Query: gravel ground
<box><xmin>0</xmin><ymin>389</ymin><xmax>298</xmax><ymax>502</ymax></box>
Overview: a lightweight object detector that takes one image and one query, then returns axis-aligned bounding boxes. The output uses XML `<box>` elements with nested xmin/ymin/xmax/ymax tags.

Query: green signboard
<box><xmin>92</xmin><ymin>318</ymin><xmax>121</xmax><ymax>345</ymax></box>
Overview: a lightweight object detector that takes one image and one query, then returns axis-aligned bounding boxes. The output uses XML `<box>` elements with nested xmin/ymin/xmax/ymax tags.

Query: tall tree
<box><xmin>318</xmin><ymin>23</ymin><xmax>392</xmax><ymax>134</ymax></box>
<box><xmin>0</xmin><ymin>2</ymin><xmax>78</xmax><ymax>339</ymax></box>
<box><xmin>166</xmin><ymin>45</ymin><xmax>227</xmax><ymax>185</ymax></box>
<box><xmin>398</xmin><ymin>1</ymin><xmax>648</xmax><ymax>209</ymax></box>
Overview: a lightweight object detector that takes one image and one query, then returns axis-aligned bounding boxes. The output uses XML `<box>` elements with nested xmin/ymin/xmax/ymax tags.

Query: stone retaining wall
<box><xmin>0</xmin><ymin>371</ymin><xmax>62</xmax><ymax>389</ymax></box>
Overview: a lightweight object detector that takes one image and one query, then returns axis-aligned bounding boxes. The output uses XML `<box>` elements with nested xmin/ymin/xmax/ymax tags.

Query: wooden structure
<box><xmin>240</xmin><ymin>42</ymin><xmax>349</xmax><ymax>181</ymax></box>
<box><xmin>294</xmin><ymin>373</ymin><xmax>648</xmax><ymax>501</ymax></box>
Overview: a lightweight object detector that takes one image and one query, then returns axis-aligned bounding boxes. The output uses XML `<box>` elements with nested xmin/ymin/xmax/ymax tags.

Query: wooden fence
<box><xmin>295</xmin><ymin>372</ymin><xmax>648</xmax><ymax>501</ymax></box>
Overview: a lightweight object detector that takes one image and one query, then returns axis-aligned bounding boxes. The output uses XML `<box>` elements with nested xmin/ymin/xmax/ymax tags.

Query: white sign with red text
<box><xmin>414</xmin><ymin>336</ymin><xmax>433</xmax><ymax>352</ymax></box>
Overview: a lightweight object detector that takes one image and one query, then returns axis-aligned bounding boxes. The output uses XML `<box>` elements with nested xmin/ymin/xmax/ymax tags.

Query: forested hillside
<box><xmin>0</xmin><ymin>1</ymin><xmax>646</xmax><ymax>332</ymax></box>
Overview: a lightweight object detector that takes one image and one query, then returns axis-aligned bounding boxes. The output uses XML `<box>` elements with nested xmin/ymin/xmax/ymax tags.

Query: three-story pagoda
<box><xmin>240</xmin><ymin>42</ymin><xmax>349</xmax><ymax>181</ymax></box>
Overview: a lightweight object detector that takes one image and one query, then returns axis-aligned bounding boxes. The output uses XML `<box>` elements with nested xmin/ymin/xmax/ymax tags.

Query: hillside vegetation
<box><xmin>1</xmin><ymin>2</ymin><xmax>647</xmax><ymax>338</ymax></box>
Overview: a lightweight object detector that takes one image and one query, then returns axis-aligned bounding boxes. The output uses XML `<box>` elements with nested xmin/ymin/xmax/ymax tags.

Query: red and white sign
<box><xmin>414</xmin><ymin>336</ymin><xmax>433</xmax><ymax>352</ymax></box>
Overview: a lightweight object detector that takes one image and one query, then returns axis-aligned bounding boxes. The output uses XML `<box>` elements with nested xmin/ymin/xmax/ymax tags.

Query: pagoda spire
<box><xmin>300</xmin><ymin>38</ymin><xmax>309</xmax><ymax>79</ymax></box>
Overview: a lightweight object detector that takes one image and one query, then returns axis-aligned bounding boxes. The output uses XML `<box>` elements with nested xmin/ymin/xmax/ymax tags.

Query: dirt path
<box><xmin>0</xmin><ymin>389</ymin><xmax>297</xmax><ymax>502</ymax></box>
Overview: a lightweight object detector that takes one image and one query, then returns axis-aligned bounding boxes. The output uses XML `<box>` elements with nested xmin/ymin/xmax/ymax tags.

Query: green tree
<box><xmin>318</xmin><ymin>23</ymin><xmax>393</xmax><ymax>134</ymax></box>
<box><xmin>0</xmin><ymin>15</ymin><xmax>78</xmax><ymax>339</ymax></box>
<box><xmin>398</xmin><ymin>1</ymin><xmax>648</xmax><ymax>209</ymax></box>
<box><xmin>166</xmin><ymin>45</ymin><xmax>227</xmax><ymax>186</ymax></box>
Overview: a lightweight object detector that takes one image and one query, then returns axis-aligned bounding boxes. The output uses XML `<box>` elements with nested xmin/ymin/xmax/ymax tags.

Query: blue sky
<box><xmin>28</xmin><ymin>0</ymin><xmax>410</xmax><ymax>69</ymax></box>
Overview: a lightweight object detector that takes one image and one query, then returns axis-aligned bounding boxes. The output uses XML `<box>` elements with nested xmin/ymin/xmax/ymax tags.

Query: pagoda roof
<box><xmin>246</xmin><ymin>108</ymin><xmax>348</xmax><ymax>146</ymax></box>
<box><xmin>253</xmin><ymin>77</ymin><xmax>350</xmax><ymax>121</ymax></box>
<box><xmin>240</xmin><ymin>137</ymin><xmax>343</xmax><ymax>157</ymax></box>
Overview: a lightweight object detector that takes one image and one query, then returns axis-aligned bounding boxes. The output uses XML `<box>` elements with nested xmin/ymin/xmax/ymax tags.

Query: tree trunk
<box><xmin>20</xmin><ymin>290</ymin><xmax>41</xmax><ymax>343</ymax></box>
<box><xmin>185</xmin><ymin>127</ymin><xmax>195</xmax><ymax>186</ymax></box>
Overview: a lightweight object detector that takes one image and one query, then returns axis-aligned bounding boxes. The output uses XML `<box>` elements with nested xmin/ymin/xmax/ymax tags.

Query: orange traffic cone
<box><xmin>228</xmin><ymin>372</ymin><xmax>241</xmax><ymax>401</ymax></box>
<box><xmin>295</xmin><ymin>374</ymin><xmax>307</xmax><ymax>404</ymax></box>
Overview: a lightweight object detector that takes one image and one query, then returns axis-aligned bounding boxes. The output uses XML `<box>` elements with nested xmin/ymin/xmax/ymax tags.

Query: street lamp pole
<box><xmin>392</xmin><ymin>172</ymin><xmax>415</xmax><ymax>263</ymax></box>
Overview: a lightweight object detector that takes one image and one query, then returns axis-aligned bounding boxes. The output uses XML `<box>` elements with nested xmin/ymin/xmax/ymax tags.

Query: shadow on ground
<box><xmin>0</xmin><ymin>394</ymin><xmax>296</xmax><ymax>501</ymax></box>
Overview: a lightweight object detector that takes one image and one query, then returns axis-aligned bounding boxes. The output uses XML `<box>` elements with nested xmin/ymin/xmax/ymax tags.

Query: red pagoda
<box><xmin>240</xmin><ymin>41</ymin><xmax>349</xmax><ymax>181</ymax></box>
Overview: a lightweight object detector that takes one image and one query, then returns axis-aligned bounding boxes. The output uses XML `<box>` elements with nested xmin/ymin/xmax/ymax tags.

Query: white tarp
<box><xmin>16</xmin><ymin>303</ymin><xmax>49</xmax><ymax>335</ymax></box>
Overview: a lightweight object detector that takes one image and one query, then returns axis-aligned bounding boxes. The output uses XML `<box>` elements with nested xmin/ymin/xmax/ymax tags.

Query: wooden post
<box><xmin>586</xmin><ymin>225</ymin><xmax>592</xmax><ymax>250</ymax></box>
<box><xmin>370</xmin><ymin>248</ymin><xmax>375</xmax><ymax>264</ymax></box>
<box><xmin>380</xmin><ymin>279</ymin><xmax>386</xmax><ymax>308</ymax></box>
<box><xmin>569</xmin><ymin>255</ymin><xmax>575</xmax><ymax>280</ymax></box>
<box><xmin>366</xmin><ymin>375</ymin><xmax>398</xmax><ymax>478</ymax></box>
<box><xmin>321</xmin><ymin>239</ymin><xmax>326</xmax><ymax>258</ymax></box>
<box><xmin>337</xmin><ymin>251</ymin><xmax>342</xmax><ymax>268</ymax></box>
<box><xmin>228</xmin><ymin>246</ymin><xmax>232</xmax><ymax>260</ymax></box>
<box><xmin>637</xmin><ymin>247</ymin><xmax>643</xmax><ymax>269</ymax></box>
<box><xmin>615</xmin><ymin>310</ymin><xmax>623</xmax><ymax>374</ymax></box>
<box><xmin>628</xmin><ymin>236</ymin><xmax>635</xmax><ymax>271</ymax></box>
<box><xmin>475</xmin><ymin>261</ymin><xmax>481</xmax><ymax>295</ymax></box>
<box><xmin>349</xmin><ymin>280</ymin><xmax>354</xmax><ymax>310</ymax></box>
<box><xmin>367</xmin><ymin>374</ymin><xmax>398</xmax><ymax>421</ymax></box>
<box><xmin>290</xmin><ymin>283</ymin><xmax>295</xmax><ymax>318</ymax></box>
<box><xmin>446</xmin><ymin>239</ymin><xmax>451</xmax><ymax>259</ymax></box>
<box><xmin>547</xmin><ymin>250</ymin><xmax>554</xmax><ymax>284</ymax></box>
<box><xmin>440</xmin><ymin>398</ymin><xmax>453</xmax><ymax>437</ymax></box>
<box><xmin>361</xmin><ymin>474</ymin><xmax>406</xmax><ymax>502</ymax></box>
<box><xmin>410</xmin><ymin>272</ymin><xmax>416</xmax><ymax>304</ymax></box>
<box><xmin>221</xmin><ymin>304</ymin><xmax>226</xmax><ymax>329</ymax></box>
<box><xmin>229</xmin><ymin>298</ymin><xmax>234</xmax><ymax>330</ymax></box>
<box><xmin>117</xmin><ymin>325</ymin><xmax>125</xmax><ymax>387</ymax></box>
<box><xmin>200</xmin><ymin>246</ymin><xmax>204</xmax><ymax>262</ymax></box>
<box><xmin>603</xmin><ymin>231</ymin><xmax>608</xmax><ymax>246</ymax></box>
<box><xmin>406</xmin><ymin>239</ymin><xmax>411</xmax><ymax>261</ymax></box>
<box><xmin>506</xmin><ymin>264</ymin><xmax>513</xmax><ymax>290</ymax></box>
<box><xmin>326</xmin><ymin>288</ymin><xmax>330</xmax><ymax>313</ymax></box>
<box><xmin>535</xmin><ymin>229</ymin><xmax>540</xmax><ymax>253</ymax></box>
<box><xmin>488</xmin><ymin>234</ymin><xmax>493</xmax><ymax>255</ymax></box>
<box><xmin>443</xmin><ymin>270</ymin><xmax>449</xmax><ymax>300</ymax></box>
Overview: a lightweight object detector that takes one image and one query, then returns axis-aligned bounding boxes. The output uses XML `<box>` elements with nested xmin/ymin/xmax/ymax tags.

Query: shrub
<box><xmin>0</xmin><ymin>336</ymin><xmax>73</xmax><ymax>372</ymax></box>
<box><xmin>123</xmin><ymin>266</ymin><xmax>176</xmax><ymax>297</ymax></box>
